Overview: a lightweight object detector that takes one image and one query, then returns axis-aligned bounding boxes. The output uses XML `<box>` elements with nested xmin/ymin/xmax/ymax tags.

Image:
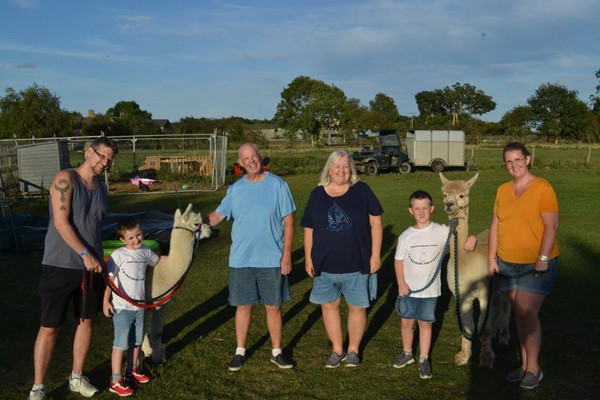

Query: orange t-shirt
<box><xmin>493</xmin><ymin>177</ymin><xmax>559</xmax><ymax>264</ymax></box>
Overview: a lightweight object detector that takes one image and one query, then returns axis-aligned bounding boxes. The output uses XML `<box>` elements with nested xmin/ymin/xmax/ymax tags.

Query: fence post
<box><xmin>587</xmin><ymin>147</ymin><xmax>592</xmax><ymax>164</ymax></box>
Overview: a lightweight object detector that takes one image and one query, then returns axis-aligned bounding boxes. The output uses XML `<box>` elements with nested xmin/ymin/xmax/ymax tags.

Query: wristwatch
<box><xmin>538</xmin><ymin>255</ymin><xmax>548</xmax><ymax>262</ymax></box>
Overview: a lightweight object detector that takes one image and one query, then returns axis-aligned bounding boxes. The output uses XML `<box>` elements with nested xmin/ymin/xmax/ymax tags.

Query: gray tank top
<box><xmin>42</xmin><ymin>169</ymin><xmax>107</xmax><ymax>270</ymax></box>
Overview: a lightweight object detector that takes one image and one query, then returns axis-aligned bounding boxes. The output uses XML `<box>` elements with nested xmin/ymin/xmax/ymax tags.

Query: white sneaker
<box><xmin>28</xmin><ymin>388</ymin><xmax>46</xmax><ymax>400</ymax></box>
<box><xmin>68</xmin><ymin>374</ymin><xmax>99</xmax><ymax>397</ymax></box>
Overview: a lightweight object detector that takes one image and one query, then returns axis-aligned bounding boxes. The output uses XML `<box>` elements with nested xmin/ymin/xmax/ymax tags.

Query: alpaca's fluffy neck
<box><xmin>449</xmin><ymin>207</ymin><xmax>469</xmax><ymax>258</ymax></box>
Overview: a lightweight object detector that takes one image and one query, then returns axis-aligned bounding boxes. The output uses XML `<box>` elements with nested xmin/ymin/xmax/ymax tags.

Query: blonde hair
<box><xmin>318</xmin><ymin>150</ymin><xmax>359</xmax><ymax>187</ymax></box>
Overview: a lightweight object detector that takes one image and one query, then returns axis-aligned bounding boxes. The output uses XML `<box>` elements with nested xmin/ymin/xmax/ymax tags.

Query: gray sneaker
<box><xmin>344</xmin><ymin>352</ymin><xmax>360</xmax><ymax>367</ymax></box>
<box><xmin>393</xmin><ymin>352</ymin><xmax>415</xmax><ymax>368</ymax></box>
<box><xmin>520</xmin><ymin>370</ymin><xmax>543</xmax><ymax>389</ymax></box>
<box><xmin>28</xmin><ymin>389</ymin><xmax>46</xmax><ymax>400</ymax></box>
<box><xmin>325</xmin><ymin>351</ymin><xmax>347</xmax><ymax>368</ymax></box>
<box><xmin>506</xmin><ymin>366</ymin><xmax>525</xmax><ymax>382</ymax></box>
<box><xmin>68</xmin><ymin>374</ymin><xmax>99</xmax><ymax>397</ymax></box>
<box><xmin>418</xmin><ymin>360</ymin><xmax>432</xmax><ymax>379</ymax></box>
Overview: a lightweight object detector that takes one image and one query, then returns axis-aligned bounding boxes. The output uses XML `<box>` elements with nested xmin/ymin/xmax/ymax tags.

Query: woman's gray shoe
<box><xmin>520</xmin><ymin>370</ymin><xmax>543</xmax><ymax>389</ymax></box>
<box><xmin>325</xmin><ymin>351</ymin><xmax>347</xmax><ymax>368</ymax></box>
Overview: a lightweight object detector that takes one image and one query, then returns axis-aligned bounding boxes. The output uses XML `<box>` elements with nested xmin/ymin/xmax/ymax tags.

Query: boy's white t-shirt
<box><xmin>106</xmin><ymin>245</ymin><xmax>159</xmax><ymax>311</ymax></box>
<box><xmin>394</xmin><ymin>222</ymin><xmax>449</xmax><ymax>298</ymax></box>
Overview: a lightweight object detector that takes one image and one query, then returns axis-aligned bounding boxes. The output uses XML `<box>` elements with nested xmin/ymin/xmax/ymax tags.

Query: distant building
<box><xmin>152</xmin><ymin>119</ymin><xmax>174</xmax><ymax>133</ymax></box>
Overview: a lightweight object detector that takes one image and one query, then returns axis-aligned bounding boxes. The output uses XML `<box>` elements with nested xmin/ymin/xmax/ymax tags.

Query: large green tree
<box><xmin>274</xmin><ymin>76</ymin><xmax>347</xmax><ymax>147</ymax></box>
<box><xmin>527</xmin><ymin>83</ymin><xmax>589</xmax><ymax>142</ymax></box>
<box><xmin>106</xmin><ymin>100</ymin><xmax>152</xmax><ymax>119</ymax></box>
<box><xmin>102</xmin><ymin>100</ymin><xmax>159</xmax><ymax>136</ymax></box>
<box><xmin>369</xmin><ymin>93</ymin><xmax>400</xmax><ymax>124</ymax></box>
<box><xmin>591</xmin><ymin>68</ymin><xmax>600</xmax><ymax>112</ymax></box>
<box><xmin>415</xmin><ymin>83</ymin><xmax>496</xmax><ymax>125</ymax></box>
<box><xmin>0</xmin><ymin>84</ymin><xmax>73</xmax><ymax>139</ymax></box>
<box><xmin>500</xmin><ymin>106</ymin><xmax>534</xmax><ymax>138</ymax></box>
<box><xmin>415</xmin><ymin>89</ymin><xmax>447</xmax><ymax>124</ymax></box>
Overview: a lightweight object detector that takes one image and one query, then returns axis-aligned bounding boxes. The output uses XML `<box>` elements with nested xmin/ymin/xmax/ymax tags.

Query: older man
<box><xmin>206</xmin><ymin>143</ymin><xmax>296</xmax><ymax>371</ymax></box>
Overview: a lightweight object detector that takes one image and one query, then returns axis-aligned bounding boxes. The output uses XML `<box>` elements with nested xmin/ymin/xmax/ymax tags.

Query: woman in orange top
<box><xmin>488</xmin><ymin>142</ymin><xmax>559</xmax><ymax>390</ymax></box>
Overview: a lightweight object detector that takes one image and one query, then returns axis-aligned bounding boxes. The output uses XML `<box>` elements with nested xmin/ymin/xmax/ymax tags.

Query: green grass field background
<box><xmin>2</xmin><ymin>160</ymin><xmax>599</xmax><ymax>399</ymax></box>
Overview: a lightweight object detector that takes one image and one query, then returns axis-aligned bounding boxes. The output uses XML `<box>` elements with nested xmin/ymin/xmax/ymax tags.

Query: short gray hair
<box><xmin>318</xmin><ymin>150</ymin><xmax>359</xmax><ymax>187</ymax></box>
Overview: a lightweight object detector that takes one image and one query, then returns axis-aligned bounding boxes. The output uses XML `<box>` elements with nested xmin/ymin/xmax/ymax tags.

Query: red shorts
<box><xmin>38</xmin><ymin>265</ymin><xmax>105</xmax><ymax>327</ymax></box>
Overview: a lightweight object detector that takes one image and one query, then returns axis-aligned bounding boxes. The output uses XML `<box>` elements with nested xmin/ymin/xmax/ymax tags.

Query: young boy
<box><xmin>103</xmin><ymin>217</ymin><xmax>164</xmax><ymax>396</ymax></box>
<box><xmin>393</xmin><ymin>190</ymin><xmax>476</xmax><ymax>379</ymax></box>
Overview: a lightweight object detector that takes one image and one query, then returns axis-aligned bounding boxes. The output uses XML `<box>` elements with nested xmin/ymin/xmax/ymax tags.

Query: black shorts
<box><xmin>38</xmin><ymin>265</ymin><xmax>105</xmax><ymax>327</ymax></box>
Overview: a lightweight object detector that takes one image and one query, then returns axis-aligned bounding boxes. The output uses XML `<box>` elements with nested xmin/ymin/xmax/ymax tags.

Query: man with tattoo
<box><xmin>28</xmin><ymin>137</ymin><xmax>118</xmax><ymax>400</ymax></box>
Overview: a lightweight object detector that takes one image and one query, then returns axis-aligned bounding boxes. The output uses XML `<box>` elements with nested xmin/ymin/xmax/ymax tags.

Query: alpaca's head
<box><xmin>440</xmin><ymin>173</ymin><xmax>478</xmax><ymax>217</ymax></box>
<box><xmin>173</xmin><ymin>204</ymin><xmax>211</xmax><ymax>240</ymax></box>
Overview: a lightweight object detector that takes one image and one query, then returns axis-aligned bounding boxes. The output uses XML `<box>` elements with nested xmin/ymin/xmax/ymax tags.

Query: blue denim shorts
<box><xmin>310</xmin><ymin>271</ymin><xmax>370</xmax><ymax>308</ymax></box>
<box><xmin>112</xmin><ymin>309</ymin><xmax>145</xmax><ymax>350</ymax></box>
<box><xmin>395</xmin><ymin>296</ymin><xmax>438</xmax><ymax>323</ymax></box>
<box><xmin>228</xmin><ymin>267</ymin><xmax>291</xmax><ymax>306</ymax></box>
<box><xmin>497</xmin><ymin>256</ymin><xmax>558</xmax><ymax>295</ymax></box>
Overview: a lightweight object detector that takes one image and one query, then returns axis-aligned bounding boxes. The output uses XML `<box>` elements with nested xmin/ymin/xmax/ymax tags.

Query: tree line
<box><xmin>1</xmin><ymin>69</ymin><xmax>600</xmax><ymax>145</ymax></box>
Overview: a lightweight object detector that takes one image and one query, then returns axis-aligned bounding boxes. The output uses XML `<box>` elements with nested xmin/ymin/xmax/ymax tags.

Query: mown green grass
<box><xmin>3</xmin><ymin>166</ymin><xmax>600</xmax><ymax>399</ymax></box>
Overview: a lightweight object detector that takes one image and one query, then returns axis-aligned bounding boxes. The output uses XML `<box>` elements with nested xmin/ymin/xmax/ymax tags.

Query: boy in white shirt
<box><xmin>393</xmin><ymin>190</ymin><xmax>475</xmax><ymax>379</ymax></box>
<box><xmin>103</xmin><ymin>217</ymin><xmax>164</xmax><ymax>396</ymax></box>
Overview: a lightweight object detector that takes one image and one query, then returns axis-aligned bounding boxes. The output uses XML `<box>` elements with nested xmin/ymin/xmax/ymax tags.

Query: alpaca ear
<box><xmin>183</xmin><ymin>203</ymin><xmax>193</xmax><ymax>217</ymax></box>
<box><xmin>174</xmin><ymin>208</ymin><xmax>182</xmax><ymax>220</ymax></box>
<box><xmin>466</xmin><ymin>173</ymin><xmax>479</xmax><ymax>190</ymax></box>
<box><xmin>439</xmin><ymin>172</ymin><xmax>449</xmax><ymax>185</ymax></box>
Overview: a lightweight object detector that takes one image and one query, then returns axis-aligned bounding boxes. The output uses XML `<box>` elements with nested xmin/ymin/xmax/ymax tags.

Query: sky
<box><xmin>1</xmin><ymin>0</ymin><xmax>599</xmax><ymax>123</ymax></box>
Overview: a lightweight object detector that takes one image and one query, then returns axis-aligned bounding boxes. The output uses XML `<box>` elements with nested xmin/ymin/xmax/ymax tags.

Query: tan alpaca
<box><xmin>440</xmin><ymin>173</ymin><xmax>511</xmax><ymax>368</ymax></box>
<box><xmin>141</xmin><ymin>203</ymin><xmax>211</xmax><ymax>363</ymax></box>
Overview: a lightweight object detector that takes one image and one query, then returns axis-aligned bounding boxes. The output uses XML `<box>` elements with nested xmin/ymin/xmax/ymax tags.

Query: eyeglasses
<box><xmin>504</xmin><ymin>157</ymin><xmax>526</xmax><ymax>167</ymax></box>
<box><xmin>91</xmin><ymin>146</ymin><xmax>114</xmax><ymax>165</ymax></box>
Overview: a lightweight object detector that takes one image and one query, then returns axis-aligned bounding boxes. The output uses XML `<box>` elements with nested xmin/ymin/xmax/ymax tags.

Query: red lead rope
<box><xmin>101</xmin><ymin>269</ymin><xmax>185</xmax><ymax>309</ymax></box>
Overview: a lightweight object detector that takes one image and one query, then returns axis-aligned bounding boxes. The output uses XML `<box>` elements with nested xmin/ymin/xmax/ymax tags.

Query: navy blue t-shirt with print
<box><xmin>301</xmin><ymin>181</ymin><xmax>383</xmax><ymax>276</ymax></box>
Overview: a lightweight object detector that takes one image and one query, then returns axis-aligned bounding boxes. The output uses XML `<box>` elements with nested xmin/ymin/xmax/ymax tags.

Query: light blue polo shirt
<box><xmin>216</xmin><ymin>172</ymin><xmax>296</xmax><ymax>268</ymax></box>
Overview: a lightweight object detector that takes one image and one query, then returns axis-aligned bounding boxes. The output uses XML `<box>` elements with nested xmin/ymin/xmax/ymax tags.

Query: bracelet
<box><xmin>79</xmin><ymin>248</ymin><xmax>89</xmax><ymax>257</ymax></box>
<box><xmin>488</xmin><ymin>257</ymin><xmax>497</xmax><ymax>260</ymax></box>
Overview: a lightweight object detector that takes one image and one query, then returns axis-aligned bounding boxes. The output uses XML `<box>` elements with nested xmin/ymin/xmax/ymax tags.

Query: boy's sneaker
<box><xmin>28</xmin><ymin>388</ymin><xmax>46</xmax><ymax>400</ymax></box>
<box><xmin>325</xmin><ymin>351</ymin><xmax>347</xmax><ymax>368</ymax></box>
<box><xmin>393</xmin><ymin>352</ymin><xmax>415</xmax><ymax>368</ymax></box>
<box><xmin>68</xmin><ymin>374</ymin><xmax>100</xmax><ymax>397</ymax></box>
<box><xmin>344</xmin><ymin>352</ymin><xmax>360</xmax><ymax>367</ymax></box>
<box><xmin>506</xmin><ymin>366</ymin><xmax>525</xmax><ymax>382</ymax></box>
<box><xmin>270</xmin><ymin>353</ymin><xmax>295</xmax><ymax>369</ymax></box>
<box><xmin>127</xmin><ymin>368</ymin><xmax>151</xmax><ymax>384</ymax></box>
<box><xmin>228</xmin><ymin>354</ymin><xmax>245</xmax><ymax>371</ymax></box>
<box><xmin>520</xmin><ymin>370</ymin><xmax>543</xmax><ymax>389</ymax></box>
<box><xmin>109</xmin><ymin>378</ymin><xmax>134</xmax><ymax>397</ymax></box>
<box><xmin>418</xmin><ymin>360</ymin><xmax>433</xmax><ymax>379</ymax></box>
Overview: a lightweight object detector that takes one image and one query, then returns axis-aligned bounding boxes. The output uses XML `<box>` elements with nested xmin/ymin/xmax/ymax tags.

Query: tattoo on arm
<box><xmin>54</xmin><ymin>179</ymin><xmax>70</xmax><ymax>211</ymax></box>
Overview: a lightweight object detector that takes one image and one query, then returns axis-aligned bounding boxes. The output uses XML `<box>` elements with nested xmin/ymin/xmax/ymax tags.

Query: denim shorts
<box><xmin>395</xmin><ymin>296</ymin><xmax>438</xmax><ymax>323</ymax></box>
<box><xmin>497</xmin><ymin>256</ymin><xmax>558</xmax><ymax>295</ymax></box>
<box><xmin>310</xmin><ymin>271</ymin><xmax>370</xmax><ymax>308</ymax></box>
<box><xmin>112</xmin><ymin>309</ymin><xmax>145</xmax><ymax>350</ymax></box>
<box><xmin>228</xmin><ymin>267</ymin><xmax>291</xmax><ymax>306</ymax></box>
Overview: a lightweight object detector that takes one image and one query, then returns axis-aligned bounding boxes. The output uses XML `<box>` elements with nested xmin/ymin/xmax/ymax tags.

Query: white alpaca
<box><xmin>141</xmin><ymin>203</ymin><xmax>211</xmax><ymax>363</ymax></box>
<box><xmin>440</xmin><ymin>173</ymin><xmax>511</xmax><ymax>368</ymax></box>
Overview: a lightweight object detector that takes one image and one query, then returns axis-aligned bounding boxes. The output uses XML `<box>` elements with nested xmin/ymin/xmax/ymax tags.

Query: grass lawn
<box><xmin>2</xmin><ymin>167</ymin><xmax>600</xmax><ymax>399</ymax></box>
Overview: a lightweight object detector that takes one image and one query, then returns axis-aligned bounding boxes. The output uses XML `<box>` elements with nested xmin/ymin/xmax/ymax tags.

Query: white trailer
<box><xmin>405</xmin><ymin>130</ymin><xmax>466</xmax><ymax>172</ymax></box>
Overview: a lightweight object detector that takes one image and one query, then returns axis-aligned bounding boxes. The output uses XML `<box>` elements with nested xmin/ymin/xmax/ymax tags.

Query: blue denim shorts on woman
<box><xmin>395</xmin><ymin>296</ymin><xmax>438</xmax><ymax>323</ymax></box>
<box><xmin>228</xmin><ymin>267</ymin><xmax>291</xmax><ymax>306</ymax></box>
<box><xmin>310</xmin><ymin>271</ymin><xmax>370</xmax><ymax>308</ymax></box>
<box><xmin>497</xmin><ymin>256</ymin><xmax>558</xmax><ymax>295</ymax></box>
<box><xmin>112</xmin><ymin>309</ymin><xmax>145</xmax><ymax>350</ymax></box>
